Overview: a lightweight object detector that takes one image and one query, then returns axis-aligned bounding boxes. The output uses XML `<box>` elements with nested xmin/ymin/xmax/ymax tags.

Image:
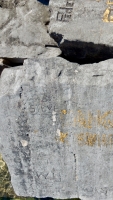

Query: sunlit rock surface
<box><xmin>49</xmin><ymin>0</ymin><xmax>112</xmax><ymax>44</ymax></box>
<box><xmin>0</xmin><ymin>0</ymin><xmax>55</xmax><ymax>58</ymax></box>
<box><xmin>0</xmin><ymin>58</ymin><xmax>113</xmax><ymax>199</ymax></box>
<box><xmin>49</xmin><ymin>0</ymin><xmax>113</xmax><ymax>63</ymax></box>
<box><xmin>0</xmin><ymin>152</ymin><xmax>80</xmax><ymax>200</ymax></box>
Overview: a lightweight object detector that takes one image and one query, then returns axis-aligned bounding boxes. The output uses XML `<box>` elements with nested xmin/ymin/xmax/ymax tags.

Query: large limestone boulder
<box><xmin>49</xmin><ymin>0</ymin><xmax>113</xmax><ymax>63</ymax></box>
<box><xmin>0</xmin><ymin>0</ymin><xmax>56</xmax><ymax>58</ymax></box>
<box><xmin>0</xmin><ymin>57</ymin><xmax>113</xmax><ymax>200</ymax></box>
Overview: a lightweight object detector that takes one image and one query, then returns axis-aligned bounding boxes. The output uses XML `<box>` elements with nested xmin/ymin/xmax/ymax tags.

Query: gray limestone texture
<box><xmin>49</xmin><ymin>0</ymin><xmax>113</xmax><ymax>63</ymax></box>
<box><xmin>0</xmin><ymin>0</ymin><xmax>56</xmax><ymax>58</ymax></box>
<box><xmin>0</xmin><ymin>57</ymin><xmax>113</xmax><ymax>200</ymax></box>
<box><xmin>49</xmin><ymin>0</ymin><xmax>112</xmax><ymax>44</ymax></box>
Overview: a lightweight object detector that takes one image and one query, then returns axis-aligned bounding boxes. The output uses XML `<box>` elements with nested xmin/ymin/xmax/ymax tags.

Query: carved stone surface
<box><xmin>1</xmin><ymin>58</ymin><xmax>113</xmax><ymax>200</ymax></box>
<box><xmin>49</xmin><ymin>0</ymin><xmax>112</xmax><ymax>42</ymax></box>
<box><xmin>0</xmin><ymin>0</ymin><xmax>55</xmax><ymax>58</ymax></box>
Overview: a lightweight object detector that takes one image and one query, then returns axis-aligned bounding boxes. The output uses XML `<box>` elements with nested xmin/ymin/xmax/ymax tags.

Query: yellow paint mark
<box><xmin>103</xmin><ymin>7</ymin><xmax>110</xmax><ymax>22</ymax></box>
<box><xmin>59</xmin><ymin>132</ymin><xmax>68</xmax><ymax>142</ymax></box>
<box><xmin>78</xmin><ymin>133</ymin><xmax>97</xmax><ymax>146</ymax></box>
<box><xmin>77</xmin><ymin>133</ymin><xmax>84</xmax><ymax>145</ymax></box>
<box><xmin>101</xmin><ymin>134</ymin><xmax>108</xmax><ymax>146</ymax></box>
<box><xmin>61</xmin><ymin>110</ymin><xmax>113</xmax><ymax>129</ymax></box>
<box><xmin>77</xmin><ymin>132</ymin><xmax>113</xmax><ymax>147</ymax></box>
<box><xmin>85</xmin><ymin>133</ymin><xmax>97</xmax><ymax>146</ymax></box>
<box><xmin>76</xmin><ymin>110</ymin><xmax>113</xmax><ymax>129</ymax></box>
<box><xmin>77</xmin><ymin>110</ymin><xmax>93</xmax><ymax>129</ymax></box>
<box><xmin>107</xmin><ymin>0</ymin><xmax>113</xmax><ymax>5</ymax></box>
<box><xmin>97</xmin><ymin>110</ymin><xmax>112</xmax><ymax>129</ymax></box>
<box><xmin>61</xmin><ymin>110</ymin><xmax>67</xmax><ymax>115</ymax></box>
<box><xmin>103</xmin><ymin>0</ymin><xmax>113</xmax><ymax>22</ymax></box>
<box><xmin>108</xmin><ymin>119</ymin><xmax>113</xmax><ymax>127</ymax></box>
<box><xmin>56</xmin><ymin>131</ymin><xmax>68</xmax><ymax>143</ymax></box>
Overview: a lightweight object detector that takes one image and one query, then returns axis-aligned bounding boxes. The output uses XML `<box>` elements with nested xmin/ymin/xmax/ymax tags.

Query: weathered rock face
<box><xmin>1</xmin><ymin>57</ymin><xmax>113</xmax><ymax>200</ymax></box>
<box><xmin>49</xmin><ymin>0</ymin><xmax>111</xmax><ymax>42</ymax></box>
<box><xmin>49</xmin><ymin>0</ymin><xmax>113</xmax><ymax>63</ymax></box>
<box><xmin>0</xmin><ymin>0</ymin><xmax>56</xmax><ymax>58</ymax></box>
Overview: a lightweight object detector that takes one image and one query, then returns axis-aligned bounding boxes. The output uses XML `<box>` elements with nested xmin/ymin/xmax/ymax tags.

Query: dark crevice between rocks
<box><xmin>4</xmin><ymin>58</ymin><xmax>25</xmax><ymax>66</ymax></box>
<box><xmin>37</xmin><ymin>0</ymin><xmax>50</xmax><ymax>6</ymax></box>
<box><xmin>0</xmin><ymin>58</ymin><xmax>25</xmax><ymax>75</ymax></box>
<box><xmin>50</xmin><ymin>32</ymin><xmax>113</xmax><ymax>65</ymax></box>
<box><xmin>45</xmin><ymin>45</ymin><xmax>58</xmax><ymax>48</ymax></box>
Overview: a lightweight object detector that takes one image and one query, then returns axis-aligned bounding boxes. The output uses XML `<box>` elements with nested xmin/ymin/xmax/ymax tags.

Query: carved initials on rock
<box><xmin>56</xmin><ymin>0</ymin><xmax>74</xmax><ymax>22</ymax></box>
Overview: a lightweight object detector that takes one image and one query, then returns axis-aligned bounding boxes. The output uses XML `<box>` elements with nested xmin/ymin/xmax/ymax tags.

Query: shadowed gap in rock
<box><xmin>37</xmin><ymin>0</ymin><xmax>50</xmax><ymax>5</ymax></box>
<box><xmin>50</xmin><ymin>32</ymin><xmax>113</xmax><ymax>64</ymax></box>
<box><xmin>0</xmin><ymin>58</ymin><xmax>25</xmax><ymax>75</ymax></box>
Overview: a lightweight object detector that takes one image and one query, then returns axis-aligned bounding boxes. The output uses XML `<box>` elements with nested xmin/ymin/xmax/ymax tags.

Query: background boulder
<box><xmin>0</xmin><ymin>0</ymin><xmax>56</xmax><ymax>58</ymax></box>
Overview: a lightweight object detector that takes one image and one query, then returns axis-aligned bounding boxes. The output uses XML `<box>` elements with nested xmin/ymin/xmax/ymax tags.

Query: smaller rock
<box><xmin>38</xmin><ymin>47</ymin><xmax>61</xmax><ymax>58</ymax></box>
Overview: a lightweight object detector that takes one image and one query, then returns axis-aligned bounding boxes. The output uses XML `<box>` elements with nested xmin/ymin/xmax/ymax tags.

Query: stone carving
<box><xmin>49</xmin><ymin>0</ymin><xmax>113</xmax><ymax>48</ymax></box>
<box><xmin>56</xmin><ymin>0</ymin><xmax>74</xmax><ymax>22</ymax></box>
<box><xmin>1</xmin><ymin>58</ymin><xmax>113</xmax><ymax>200</ymax></box>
